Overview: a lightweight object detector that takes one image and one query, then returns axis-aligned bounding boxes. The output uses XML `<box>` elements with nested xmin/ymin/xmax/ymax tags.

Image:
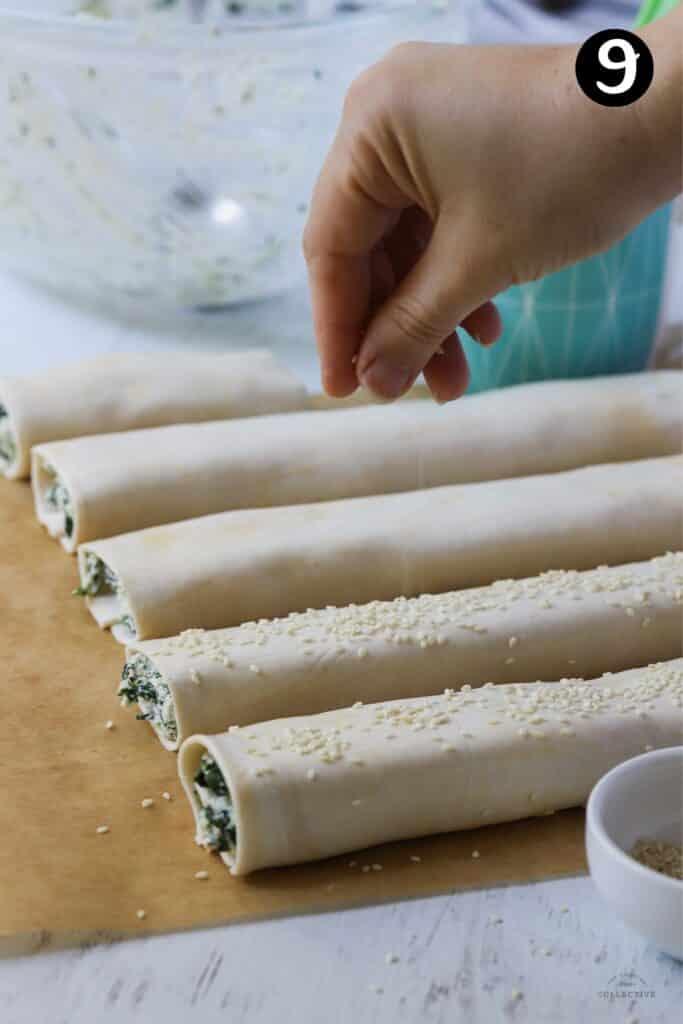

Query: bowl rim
<box><xmin>586</xmin><ymin>746</ymin><xmax>683</xmax><ymax>894</ymax></box>
<box><xmin>0</xmin><ymin>1</ymin><xmax>432</xmax><ymax>38</ymax></box>
<box><xmin>0</xmin><ymin>1</ymin><xmax>453</xmax><ymax>65</ymax></box>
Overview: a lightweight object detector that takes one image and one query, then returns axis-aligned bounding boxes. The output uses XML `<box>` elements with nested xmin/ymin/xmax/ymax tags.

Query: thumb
<box><xmin>356</xmin><ymin>218</ymin><xmax>505</xmax><ymax>400</ymax></box>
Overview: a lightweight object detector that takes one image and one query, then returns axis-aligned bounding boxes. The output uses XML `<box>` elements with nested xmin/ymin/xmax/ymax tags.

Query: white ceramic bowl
<box><xmin>586</xmin><ymin>747</ymin><xmax>683</xmax><ymax>961</ymax></box>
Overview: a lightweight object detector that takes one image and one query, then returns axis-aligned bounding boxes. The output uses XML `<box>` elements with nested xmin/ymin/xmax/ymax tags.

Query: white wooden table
<box><xmin>0</xmin><ymin>216</ymin><xmax>681</xmax><ymax>1023</ymax></box>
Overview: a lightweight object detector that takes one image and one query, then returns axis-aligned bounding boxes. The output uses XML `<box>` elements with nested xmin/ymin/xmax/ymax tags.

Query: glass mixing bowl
<box><xmin>0</xmin><ymin>1</ymin><xmax>473</xmax><ymax>316</ymax></box>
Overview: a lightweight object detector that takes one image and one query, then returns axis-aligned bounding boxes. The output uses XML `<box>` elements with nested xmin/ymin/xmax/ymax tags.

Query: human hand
<box><xmin>304</xmin><ymin>26</ymin><xmax>680</xmax><ymax>402</ymax></box>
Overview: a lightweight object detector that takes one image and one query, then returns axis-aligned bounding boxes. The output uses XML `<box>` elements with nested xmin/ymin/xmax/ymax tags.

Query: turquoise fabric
<box><xmin>462</xmin><ymin>203</ymin><xmax>672</xmax><ymax>392</ymax></box>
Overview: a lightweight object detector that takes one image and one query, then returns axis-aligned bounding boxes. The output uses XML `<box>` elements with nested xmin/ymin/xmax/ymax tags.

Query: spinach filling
<box><xmin>119</xmin><ymin>654</ymin><xmax>178</xmax><ymax>743</ymax></box>
<box><xmin>75</xmin><ymin>553</ymin><xmax>136</xmax><ymax>636</ymax></box>
<box><xmin>194</xmin><ymin>752</ymin><xmax>237</xmax><ymax>855</ymax></box>
<box><xmin>0</xmin><ymin>405</ymin><xmax>17</xmax><ymax>469</ymax></box>
<box><xmin>74</xmin><ymin>552</ymin><xmax>119</xmax><ymax>596</ymax></box>
<box><xmin>43</xmin><ymin>466</ymin><xmax>75</xmax><ymax>539</ymax></box>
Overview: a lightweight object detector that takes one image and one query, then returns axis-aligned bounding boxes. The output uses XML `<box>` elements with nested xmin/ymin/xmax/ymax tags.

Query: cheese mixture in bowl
<box><xmin>0</xmin><ymin>2</ymin><xmax>472</xmax><ymax>317</ymax></box>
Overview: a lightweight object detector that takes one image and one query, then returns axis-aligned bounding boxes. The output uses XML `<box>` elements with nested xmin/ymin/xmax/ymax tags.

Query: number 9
<box><xmin>596</xmin><ymin>38</ymin><xmax>639</xmax><ymax>96</ymax></box>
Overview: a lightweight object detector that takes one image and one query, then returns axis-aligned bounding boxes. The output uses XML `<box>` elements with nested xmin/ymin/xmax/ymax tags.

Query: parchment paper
<box><xmin>0</xmin><ymin>480</ymin><xmax>587</xmax><ymax>957</ymax></box>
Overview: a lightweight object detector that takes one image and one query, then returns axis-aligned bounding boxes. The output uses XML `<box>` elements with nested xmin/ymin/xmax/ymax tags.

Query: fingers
<box><xmin>303</xmin><ymin>137</ymin><xmax>404</xmax><ymax>398</ymax></box>
<box><xmin>462</xmin><ymin>301</ymin><xmax>503</xmax><ymax>349</ymax></box>
<box><xmin>422</xmin><ymin>332</ymin><xmax>471</xmax><ymax>404</ymax></box>
<box><xmin>356</xmin><ymin>220</ymin><xmax>503</xmax><ymax>401</ymax></box>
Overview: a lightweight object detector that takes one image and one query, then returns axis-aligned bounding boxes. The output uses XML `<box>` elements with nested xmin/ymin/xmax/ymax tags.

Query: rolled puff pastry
<box><xmin>2</xmin><ymin>349</ymin><xmax>307</xmax><ymax>479</ymax></box>
<box><xmin>178</xmin><ymin>660</ymin><xmax>683</xmax><ymax>875</ymax></box>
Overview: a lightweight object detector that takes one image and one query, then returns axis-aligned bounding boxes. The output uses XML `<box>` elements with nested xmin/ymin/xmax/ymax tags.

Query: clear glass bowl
<box><xmin>0</xmin><ymin>1</ymin><xmax>473</xmax><ymax>316</ymax></box>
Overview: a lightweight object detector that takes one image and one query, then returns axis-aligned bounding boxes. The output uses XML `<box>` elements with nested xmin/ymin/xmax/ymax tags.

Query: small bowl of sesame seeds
<box><xmin>586</xmin><ymin>746</ymin><xmax>683</xmax><ymax>961</ymax></box>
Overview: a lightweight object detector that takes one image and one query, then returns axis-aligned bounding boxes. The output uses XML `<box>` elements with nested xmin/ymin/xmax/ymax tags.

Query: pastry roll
<box><xmin>122</xmin><ymin>553</ymin><xmax>683</xmax><ymax>750</ymax></box>
<box><xmin>178</xmin><ymin>660</ymin><xmax>683</xmax><ymax>875</ymax></box>
<box><xmin>78</xmin><ymin>455</ymin><xmax>683</xmax><ymax>641</ymax></box>
<box><xmin>32</xmin><ymin>370</ymin><xmax>683</xmax><ymax>552</ymax></box>
<box><xmin>1</xmin><ymin>349</ymin><xmax>308</xmax><ymax>480</ymax></box>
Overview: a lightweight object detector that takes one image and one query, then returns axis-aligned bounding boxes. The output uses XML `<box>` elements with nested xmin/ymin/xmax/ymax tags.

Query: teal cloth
<box><xmin>462</xmin><ymin>0</ymin><xmax>677</xmax><ymax>392</ymax></box>
<box><xmin>463</xmin><ymin>205</ymin><xmax>672</xmax><ymax>391</ymax></box>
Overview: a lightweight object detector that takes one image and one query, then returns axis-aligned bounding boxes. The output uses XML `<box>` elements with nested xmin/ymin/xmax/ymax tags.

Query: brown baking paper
<box><xmin>0</xmin><ymin>480</ymin><xmax>587</xmax><ymax>958</ymax></box>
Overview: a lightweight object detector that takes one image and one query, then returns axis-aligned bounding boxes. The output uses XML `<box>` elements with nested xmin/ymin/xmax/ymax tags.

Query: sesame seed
<box><xmin>96</xmin><ymin>825</ymin><xmax>109</xmax><ymax>835</ymax></box>
<box><xmin>136</xmin><ymin>909</ymin><xmax>146</xmax><ymax>920</ymax></box>
<box><xmin>409</xmin><ymin>855</ymin><xmax>422</xmax><ymax>863</ymax></box>
<box><xmin>105</xmin><ymin>720</ymin><xmax>115</xmax><ymax>730</ymax></box>
<box><xmin>194</xmin><ymin>870</ymin><xmax>209</xmax><ymax>880</ymax></box>
<box><xmin>471</xmin><ymin>849</ymin><xmax>480</xmax><ymax>859</ymax></box>
<box><xmin>351</xmin><ymin>799</ymin><xmax>362</xmax><ymax>807</ymax></box>
<box><xmin>141</xmin><ymin>798</ymin><xmax>154</xmax><ymax>809</ymax></box>
<box><xmin>162</xmin><ymin>792</ymin><xmax>172</xmax><ymax>801</ymax></box>
<box><xmin>371</xmin><ymin>863</ymin><xmax>383</xmax><ymax>871</ymax></box>
<box><xmin>307</xmin><ymin>769</ymin><xmax>318</xmax><ymax>781</ymax></box>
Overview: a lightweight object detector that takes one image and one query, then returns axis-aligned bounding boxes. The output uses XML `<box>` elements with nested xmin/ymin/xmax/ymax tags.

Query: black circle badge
<box><xmin>576</xmin><ymin>29</ymin><xmax>654</xmax><ymax>107</ymax></box>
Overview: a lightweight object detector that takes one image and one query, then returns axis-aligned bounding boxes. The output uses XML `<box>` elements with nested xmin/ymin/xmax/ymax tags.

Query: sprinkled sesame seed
<box><xmin>307</xmin><ymin>769</ymin><xmax>318</xmax><ymax>781</ymax></box>
<box><xmin>162</xmin><ymin>792</ymin><xmax>172</xmax><ymax>801</ymax></box>
<box><xmin>371</xmin><ymin>863</ymin><xmax>383</xmax><ymax>871</ymax></box>
<box><xmin>141</xmin><ymin>798</ymin><xmax>154</xmax><ymax>809</ymax></box>
<box><xmin>471</xmin><ymin>849</ymin><xmax>480</xmax><ymax>859</ymax></box>
<box><xmin>96</xmin><ymin>825</ymin><xmax>110</xmax><ymax>835</ymax></box>
<box><xmin>194</xmin><ymin>870</ymin><xmax>209</xmax><ymax>880</ymax></box>
<box><xmin>410</xmin><ymin>855</ymin><xmax>422</xmax><ymax>863</ymax></box>
<box><xmin>136</xmin><ymin>909</ymin><xmax>146</xmax><ymax>920</ymax></box>
<box><xmin>105</xmin><ymin>720</ymin><xmax>115</xmax><ymax>730</ymax></box>
<box><xmin>351</xmin><ymin>799</ymin><xmax>363</xmax><ymax>807</ymax></box>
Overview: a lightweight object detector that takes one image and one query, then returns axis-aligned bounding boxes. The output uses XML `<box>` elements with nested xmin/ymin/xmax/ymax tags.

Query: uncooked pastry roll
<box><xmin>1</xmin><ymin>349</ymin><xmax>308</xmax><ymax>480</ymax></box>
<box><xmin>122</xmin><ymin>553</ymin><xmax>683</xmax><ymax>751</ymax></box>
<box><xmin>178</xmin><ymin>660</ymin><xmax>683</xmax><ymax>875</ymax></box>
<box><xmin>78</xmin><ymin>455</ymin><xmax>683</xmax><ymax>641</ymax></box>
<box><xmin>32</xmin><ymin>370</ymin><xmax>683</xmax><ymax>552</ymax></box>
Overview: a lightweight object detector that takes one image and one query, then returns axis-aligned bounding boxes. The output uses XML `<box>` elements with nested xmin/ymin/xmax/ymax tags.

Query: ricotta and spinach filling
<box><xmin>119</xmin><ymin>654</ymin><xmax>178</xmax><ymax>744</ymax></box>
<box><xmin>43</xmin><ymin>465</ymin><xmax>75</xmax><ymax>539</ymax></box>
<box><xmin>194</xmin><ymin>752</ymin><xmax>237</xmax><ymax>856</ymax></box>
<box><xmin>0</xmin><ymin>405</ymin><xmax>17</xmax><ymax>469</ymax></box>
<box><xmin>75</xmin><ymin>552</ymin><xmax>137</xmax><ymax>637</ymax></box>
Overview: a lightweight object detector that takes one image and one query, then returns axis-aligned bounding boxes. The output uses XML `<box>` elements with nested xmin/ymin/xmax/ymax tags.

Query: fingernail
<box><xmin>359</xmin><ymin>359</ymin><xmax>414</xmax><ymax>400</ymax></box>
<box><xmin>470</xmin><ymin>329</ymin><xmax>497</xmax><ymax>348</ymax></box>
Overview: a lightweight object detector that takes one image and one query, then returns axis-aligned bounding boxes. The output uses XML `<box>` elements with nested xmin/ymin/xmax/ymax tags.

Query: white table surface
<box><xmin>0</xmin><ymin>215</ymin><xmax>681</xmax><ymax>1024</ymax></box>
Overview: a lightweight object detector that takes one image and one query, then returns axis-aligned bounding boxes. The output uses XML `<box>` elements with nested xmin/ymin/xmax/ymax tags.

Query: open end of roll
<box><xmin>0</xmin><ymin>404</ymin><xmax>18</xmax><ymax>476</ymax></box>
<box><xmin>76</xmin><ymin>550</ymin><xmax>137</xmax><ymax>642</ymax></box>
<box><xmin>118</xmin><ymin>653</ymin><xmax>179</xmax><ymax>751</ymax></box>
<box><xmin>181</xmin><ymin>743</ymin><xmax>238</xmax><ymax>871</ymax></box>
<box><xmin>33</xmin><ymin>455</ymin><xmax>78</xmax><ymax>552</ymax></box>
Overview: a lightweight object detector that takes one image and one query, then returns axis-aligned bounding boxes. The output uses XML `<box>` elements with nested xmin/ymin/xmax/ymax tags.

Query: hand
<box><xmin>304</xmin><ymin>20</ymin><xmax>681</xmax><ymax>402</ymax></box>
